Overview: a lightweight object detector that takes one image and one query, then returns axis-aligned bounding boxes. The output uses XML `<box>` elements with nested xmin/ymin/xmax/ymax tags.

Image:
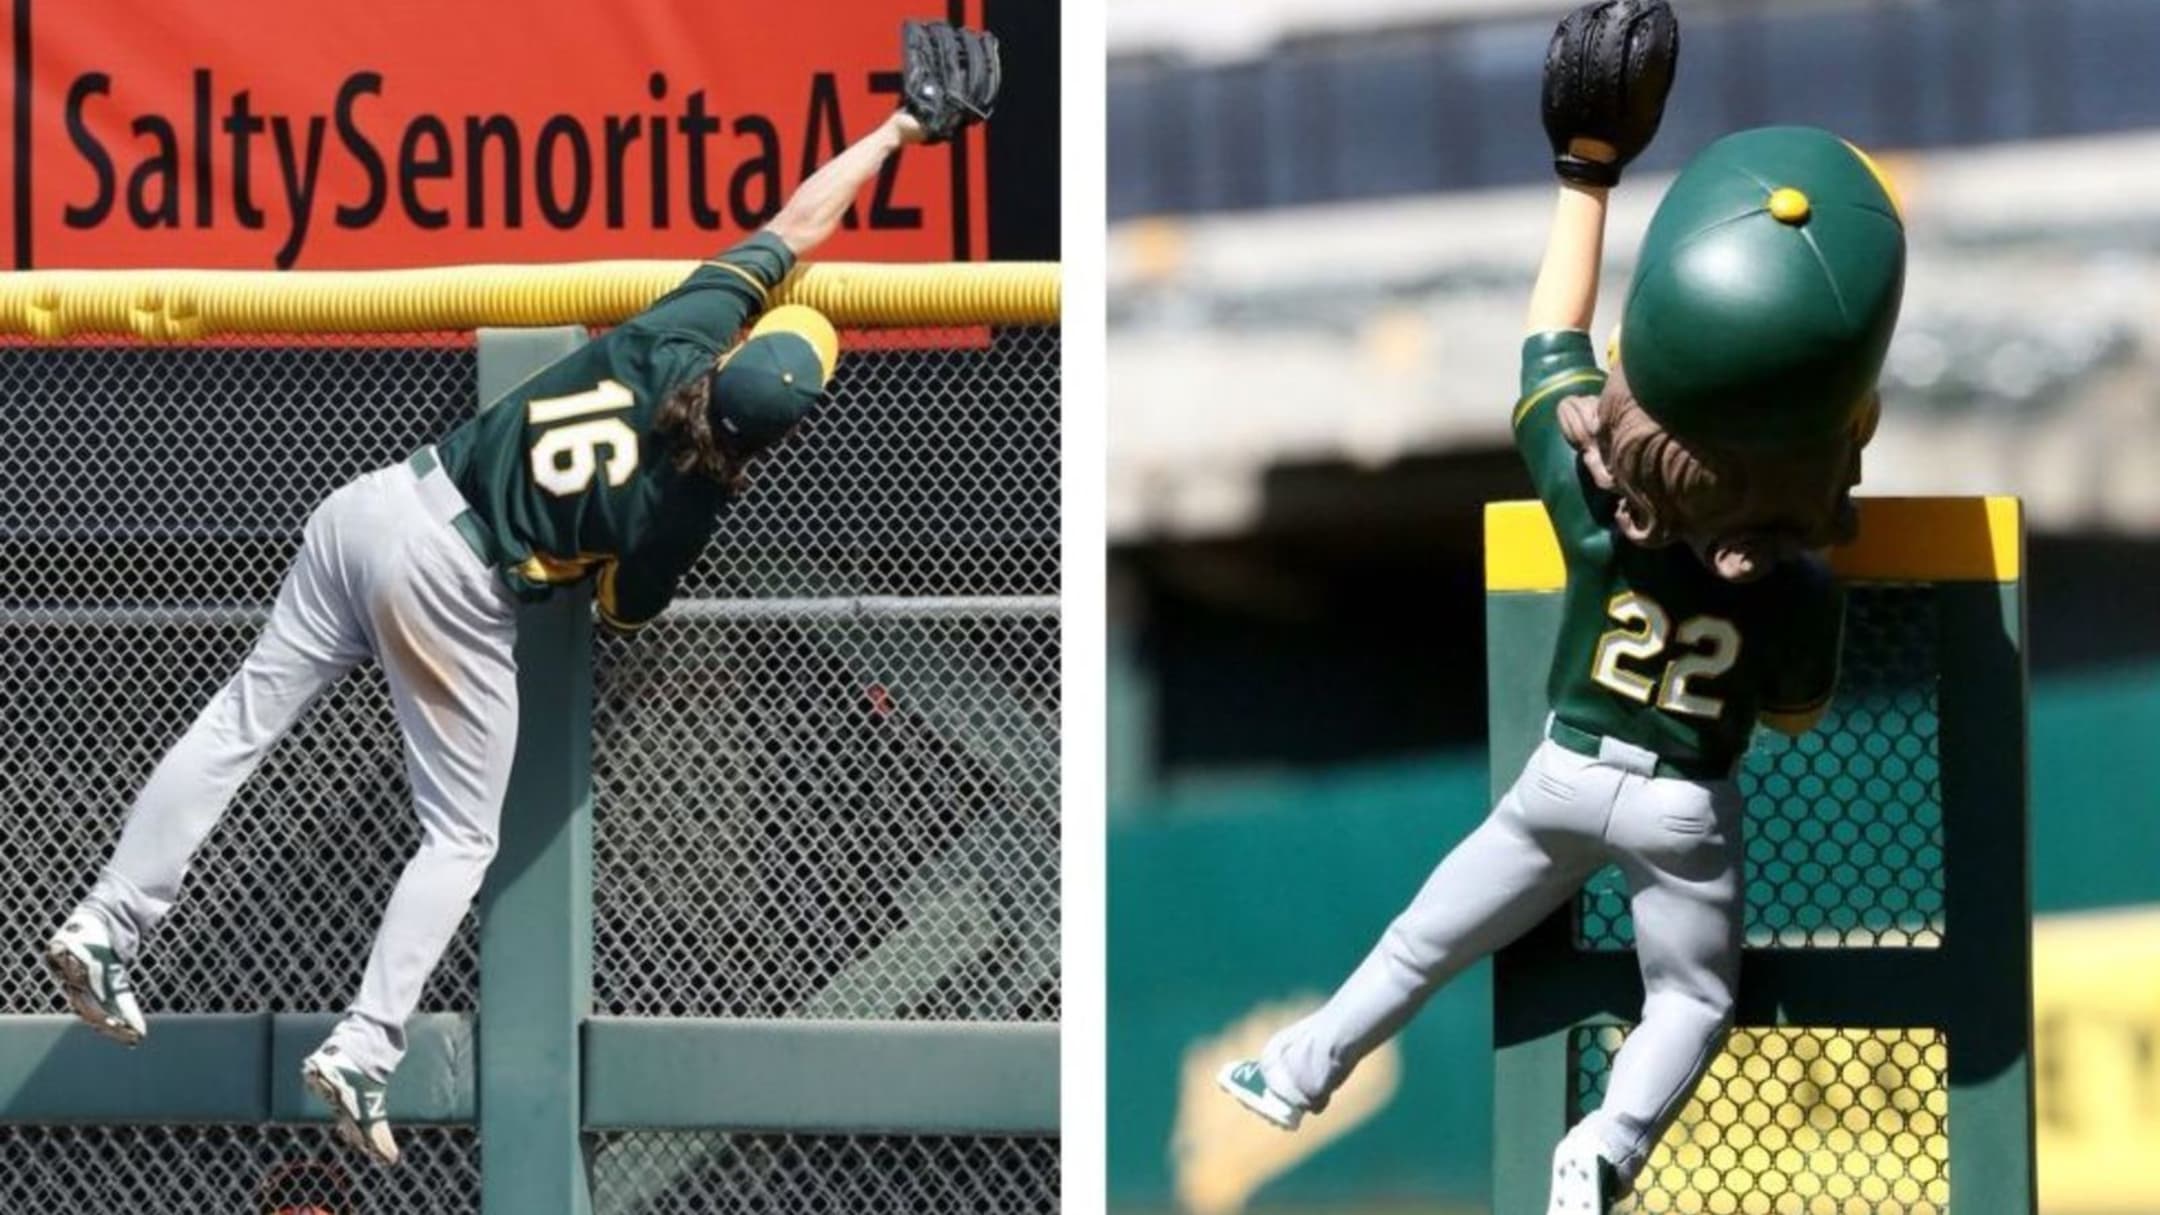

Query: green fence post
<box><xmin>1937</xmin><ymin>579</ymin><xmax>2039</xmax><ymax>1211</ymax></box>
<box><xmin>475</xmin><ymin>327</ymin><xmax>594</xmax><ymax>1215</ymax></box>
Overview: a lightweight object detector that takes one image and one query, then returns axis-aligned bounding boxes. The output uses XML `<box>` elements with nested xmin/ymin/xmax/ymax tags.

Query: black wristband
<box><xmin>1554</xmin><ymin>154</ymin><xmax>1621</xmax><ymax>188</ymax></box>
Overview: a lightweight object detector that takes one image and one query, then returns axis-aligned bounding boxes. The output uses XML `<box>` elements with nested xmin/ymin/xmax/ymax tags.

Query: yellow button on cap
<box><xmin>1768</xmin><ymin>187</ymin><xmax>1811</xmax><ymax>224</ymax></box>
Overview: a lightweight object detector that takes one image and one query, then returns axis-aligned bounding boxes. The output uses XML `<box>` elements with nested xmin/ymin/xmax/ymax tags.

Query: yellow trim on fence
<box><xmin>1483</xmin><ymin>502</ymin><xmax>1569</xmax><ymax>591</ymax></box>
<box><xmin>1484</xmin><ymin>496</ymin><xmax>2022</xmax><ymax>591</ymax></box>
<box><xmin>0</xmin><ymin>261</ymin><xmax>1060</xmax><ymax>340</ymax></box>
<box><xmin>1835</xmin><ymin>496</ymin><xmax>2022</xmax><ymax>582</ymax></box>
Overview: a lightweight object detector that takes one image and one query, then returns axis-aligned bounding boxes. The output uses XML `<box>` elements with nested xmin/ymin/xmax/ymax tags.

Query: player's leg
<box><xmin>51</xmin><ymin>484</ymin><xmax>372</xmax><ymax>1043</ymax></box>
<box><xmin>307</xmin><ymin>499</ymin><xmax>518</xmax><ymax>1163</ymax></box>
<box><xmin>1578</xmin><ymin>774</ymin><xmax>1744</xmax><ymax>1188</ymax></box>
<box><xmin>1239</xmin><ymin>743</ymin><xmax>1619</xmax><ymax>1123</ymax></box>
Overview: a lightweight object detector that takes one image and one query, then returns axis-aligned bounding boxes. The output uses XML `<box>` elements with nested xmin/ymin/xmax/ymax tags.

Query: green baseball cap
<box><xmin>708</xmin><ymin>304</ymin><xmax>839</xmax><ymax>455</ymax></box>
<box><xmin>1619</xmin><ymin>125</ymin><xmax>1906</xmax><ymax>446</ymax></box>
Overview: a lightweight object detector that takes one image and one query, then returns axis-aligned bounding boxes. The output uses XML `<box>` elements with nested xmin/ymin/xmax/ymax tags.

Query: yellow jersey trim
<box><xmin>1760</xmin><ymin>704</ymin><xmax>1830</xmax><ymax>737</ymax></box>
<box><xmin>592</xmin><ymin>561</ymin><xmax>649</xmax><ymax>632</ymax></box>
<box><xmin>1511</xmin><ymin>370</ymin><xmax>1604</xmax><ymax>429</ymax></box>
<box><xmin>595</xmin><ymin>603</ymin><xmax>648</xmax><ymax>633</ymax></box>
<box><xmin>1760</xmin><ymin>686</ymin><xmax>1836</xmax><ymax>737</ymax></box>
<box><xmin>1484</xmin><ymin>496</ymin><xmax>2023</xmax><ymax>592</ymax></box>
<box><xmin>703</xmin><ymin>261</ymin><xmax>772</xmax><ymax>302</ymax></box>
<box><xmin>517</xmin><ymin>551</ymin><xmax>609</xmax><ymax>585</ymax></box>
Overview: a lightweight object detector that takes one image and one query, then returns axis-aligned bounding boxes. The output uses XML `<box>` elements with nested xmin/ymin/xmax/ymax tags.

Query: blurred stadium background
<box><xmin>1106</xmin><ymin>1</ymin><xmax>2160</xmax><ymax>1212</ymax></box>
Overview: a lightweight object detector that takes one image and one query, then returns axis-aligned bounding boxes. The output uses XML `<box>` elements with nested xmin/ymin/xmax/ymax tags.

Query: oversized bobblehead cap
<box><xmin>1619</xmin><ymin>126</ymin><xmax>1906</xmax><ymax>446</ymax></box>
<box><xmin>708</xmin><ymin>305</ymin><xmax>839</xmax><ymax>456</ymax></box>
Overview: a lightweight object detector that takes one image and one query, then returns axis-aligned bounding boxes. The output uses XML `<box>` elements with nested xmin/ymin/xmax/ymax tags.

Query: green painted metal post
<box><xmin>1486</xmin><ymin>586</ymin><xmax>1580</xmax><ymax>1215</ymax></box>
<box><xmin>475</xmin><ymin>327</ymin><xmax>594</xmax><ymax>1215</ymax></box>
<box><xmin>1937</xmin><ymin>580</ymin><xmax>2039</xmax><ymax>1210</ymax></box>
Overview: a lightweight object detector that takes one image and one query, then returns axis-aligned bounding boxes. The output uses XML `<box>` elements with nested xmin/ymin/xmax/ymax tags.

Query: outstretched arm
<box><xmin>621</xmin><ymin>109</ymin><xmax>928</xmax><ymax>357</ymax></box>
<box><xmin>1527</xmin><ymin>0</ymin><xmax>1678</xmax><ymax>333</ymax></box>
<box><xmin>764</xmin><ymin>111</ymin><xmax>929</xmax><ymax>258</ymax></box>
<box><xmin>1523</xmin><ymin>149</ymin><xmax>1613</xmax><ymax>336</ymax></box>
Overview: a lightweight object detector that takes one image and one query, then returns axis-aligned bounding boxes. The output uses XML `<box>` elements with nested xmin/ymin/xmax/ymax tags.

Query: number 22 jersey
<box><xmin>1513</xmin><ymin>330</ymin><xmax>1845</xmax><ymax>772</ymax></box>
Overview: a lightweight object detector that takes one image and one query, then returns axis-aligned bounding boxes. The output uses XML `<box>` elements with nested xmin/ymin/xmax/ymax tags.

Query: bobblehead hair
<box><xmin>1558</xmin><ymin>360</ymin><xmax>1876</xmax><ymax>582</ymax></box>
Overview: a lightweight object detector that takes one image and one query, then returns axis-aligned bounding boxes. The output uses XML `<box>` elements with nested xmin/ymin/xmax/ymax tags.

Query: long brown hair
<box><xmin>653</xmin><ymin>375</ymin><xmax>753</xmax><ymax>496</ymax></box>
<box><xmin>1559</xmin><ymin>362</ymin><xmax>1874</xmax><ymax>578</ymax></box>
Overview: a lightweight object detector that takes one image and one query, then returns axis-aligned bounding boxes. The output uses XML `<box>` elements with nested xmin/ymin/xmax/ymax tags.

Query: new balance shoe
<box><xmin>1214</xmin><ymin>1058</ymin><xmax>1305</xmax><ymax>1131</ymax></box>
<box><xmin>45</xmin><ymin>907</ymin><xmax>146</xmax><ymax>1047</ymax></box>
<box><xmin>1546</xmin><ymin>1124</ymin><xmax>1623</xmax><ymax>1215</ymax></box>
<box><xmin>302</xmin><ymin>1046</ymin><xmax>400</xmax><ymax>1166</ymax></box>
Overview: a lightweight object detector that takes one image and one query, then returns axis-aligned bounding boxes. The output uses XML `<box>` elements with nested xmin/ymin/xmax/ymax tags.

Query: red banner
<box><xmin>2</xmin><ymin>0</ymin><xmax>987</xmax><ymax>269</ymax></box>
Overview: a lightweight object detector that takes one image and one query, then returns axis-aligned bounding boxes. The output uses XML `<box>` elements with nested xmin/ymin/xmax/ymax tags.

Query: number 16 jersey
<box><xmin>1512</xmin><ymin>330</ymin><xmax>1845</xmax><ymax>772</ymax></box>
<box><xmin>432</xmin><ymin>233</ymin><xmax>797</xmax><ymax>632</ymax></box>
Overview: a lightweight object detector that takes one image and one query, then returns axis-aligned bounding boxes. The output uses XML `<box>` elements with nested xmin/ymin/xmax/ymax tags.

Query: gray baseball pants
<box><xmin>1260</xmin><ymin>735</ymin><xmax>1743</xmax><ymax>1184</ymax></box>
<box><xmin>85</xmin><ymin>450</ymin><xmax>519</xmax><ymax>1081</ymax></box>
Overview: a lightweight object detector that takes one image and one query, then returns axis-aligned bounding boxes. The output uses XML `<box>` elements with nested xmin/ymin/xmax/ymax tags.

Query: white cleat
<box><xmin>1546</xmin><ymin>1124</ymin><xmax>1623</xmax><ymax>1215</ymax></box>
<box><xmin>45</xmin><ymin>907</ymin><xmax>146</xmax><ymax>1047</ymax></box>
<box><xmin>302</xmin><ymin>1047</ymin><xmax>401</xmax><ymax>1167</ymax></box>
<box><xmin>1214</xmin><ymin>1058</ymin><xmax>1306</xmax><ymax>1131</ymax></box>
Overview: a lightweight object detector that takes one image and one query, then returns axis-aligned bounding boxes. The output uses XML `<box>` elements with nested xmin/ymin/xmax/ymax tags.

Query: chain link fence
<box><xmin>0</xmin><ymin>1125</ymin><xmax>481</xmax><ymax>1215</ymax></box>
<box><xmin>1</xmin><ymin>323</ymin><xmax>1059</xmax><ymax>1211</ymax></box>
<box><xmin>1</xmin><ymin>337</ymin><xmax>481</xmax><ymax>1017</ymax></box>
<box><xmin>592</xmin><ymin>329</ymin><xmax>1060</xmax><ymax>1023</ymax></box>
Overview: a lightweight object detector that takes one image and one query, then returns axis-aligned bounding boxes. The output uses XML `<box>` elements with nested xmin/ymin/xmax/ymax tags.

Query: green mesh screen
<box><xmin>1580</xmin><ymin>587</ymin><xmax>1946</xmax><ymax>951</ymax></box>
<box><xmin>1574</xmin><ymin>1027</ymin><xmax>1950</xmax><ymax>1215</ymax></box>
<box><xmin>584</xmin><ymin>1132</ymin><xmax>1059</xmax><ymax>1215</ymax></box>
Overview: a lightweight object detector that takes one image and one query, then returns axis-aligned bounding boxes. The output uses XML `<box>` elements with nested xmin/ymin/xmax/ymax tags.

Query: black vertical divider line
<box><xmin>13</xmin><ymin>0</ymin><xmax>31</xmax><ymax>269</ymax></box>
<box><xmin>947</xmin><ymin>0</ymin><xmax>972</xmax><ymax>260</ymax></box>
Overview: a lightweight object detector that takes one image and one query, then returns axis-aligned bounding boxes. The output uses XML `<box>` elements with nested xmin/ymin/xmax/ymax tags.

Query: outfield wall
<box><xmin>1108</xmin><ymin>659</ymin><xmax>2160</xmax><ymax>1214</ymax></box>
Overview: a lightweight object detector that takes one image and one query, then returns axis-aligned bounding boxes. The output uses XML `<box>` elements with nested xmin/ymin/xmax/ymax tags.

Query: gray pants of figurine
<box><xmin>1260</xmin><ymin>736</ymin><xmax>1743</xmax><ymax>1184</ymax></box>
<box><xmin>86</xmin><ymin>450</ymin><xmax>519</xmax><ymax>1081</ymax></box>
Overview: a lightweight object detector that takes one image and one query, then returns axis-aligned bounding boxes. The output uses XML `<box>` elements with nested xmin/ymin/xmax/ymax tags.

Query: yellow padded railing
<box><xmin>0</xmin><ymin>261</ymin><xmax>1060</xmax><ymax>341</ymax></box>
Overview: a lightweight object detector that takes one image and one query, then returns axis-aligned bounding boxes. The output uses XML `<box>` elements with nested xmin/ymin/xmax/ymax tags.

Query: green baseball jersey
<box><xmin>1513</xmin><ymin>330</ymin><xmax>1845</xmax><ymax>771</ymax></box>
<box><xmin>433</xmin><ymin>232</ymin><xmax>796</xmax><ymax>631</ymax></box>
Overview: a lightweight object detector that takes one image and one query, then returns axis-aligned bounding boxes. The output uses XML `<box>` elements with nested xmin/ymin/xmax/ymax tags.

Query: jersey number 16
<box><xmin>528</xmin><ymin>381</ymin><xmax>640</xmax><ymax>496</ymax></box>
<box><xmin>1591</xmin><ymin>591</ymin><xmax>1741</xmax><ymax>720</ymax></box>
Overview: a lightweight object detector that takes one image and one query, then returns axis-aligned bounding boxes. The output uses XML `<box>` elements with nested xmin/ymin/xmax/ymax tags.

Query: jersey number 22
<box><xmin>529</xmin><ymin>381</ymin><xmax>639</xmax><ymax>496</ymax></box>
<box><xmin>1591</xmin><ymin>591</ymin><xmax>1741</xmax><ymax>719</ymax></box>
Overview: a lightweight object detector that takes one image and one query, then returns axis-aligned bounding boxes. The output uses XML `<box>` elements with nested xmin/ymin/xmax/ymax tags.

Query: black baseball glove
<box><xmin>901</xmin><ymin>20</ymin><xmax>1002</xmax><ymax>144</ymax></box>
<box><xmin>1541</xmin><ymin>0</ymin><xmax>1679</xmax><ymax>187</ymax></box>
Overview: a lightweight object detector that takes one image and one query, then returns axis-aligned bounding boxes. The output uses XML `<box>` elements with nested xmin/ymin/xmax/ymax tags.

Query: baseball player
<box><xmin>44</xmin><ymin>22</ymin><xmax>1001</xmax><ymax>1167</ymax></box>
<box><xmin>1215</xmin><ymin>4</ymin><xmax>1905</xmax><ymax>1212</ymax></box>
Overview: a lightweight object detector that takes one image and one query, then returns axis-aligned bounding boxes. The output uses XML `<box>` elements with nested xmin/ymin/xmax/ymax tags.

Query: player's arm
<box><xmin>1760</xmin><ymin>554</ymin><xmax>1846</xmax><ymax>737</ymax></box>
<box><xmin>625</xmin><ymin>233</ymin><xmax>797</xmax><ymax>355</ymax></box>
<box><xmin>595</xmin><ymin>509</ymin><xmax>721</xmax><ymax>636</ymax></box>
<box><xmin>1524</xmin><ymin>0</ymin><xmax>1676</xmax><ymax>333</ymax></box>
<box><xmin>620</xmin><ymin>110</ymin><xmax>929</xmax><ymax>358</ymax></box>
<box><xmin>1511</xmin><ymin>178</ymin><xmax>1615</xmax><ymax>553</ymax></box>
<box><xmin>1513</xmin><ymin>0</ymin><xmax>1678</xmax><ymax>549</ymax></box>
<box><xmin>762</xmin><ymin>110</ymin><xmax>930</xmax><ymax>258</ymax></box>
<box><xmin>1523</xmin><ymin>175</ymin><xmax>1612</xmax><ymax>338</ymax></box>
